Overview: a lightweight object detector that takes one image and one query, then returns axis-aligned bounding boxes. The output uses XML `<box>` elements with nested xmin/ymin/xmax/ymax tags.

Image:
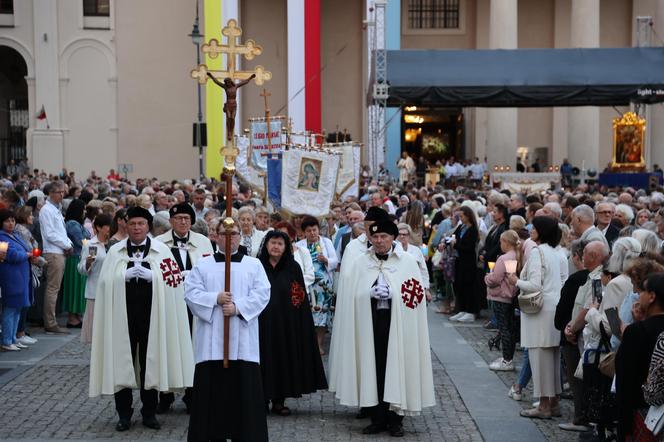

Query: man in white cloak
<box><xmin>154</xmin><ymin>202</ymin><xmax>213</xmax><ymax>413</ymax></box>
<box><xmin>184</xmin><ymin>219</ymin><xmax>271</xmax><ymax>442</ymax></box>
<box><xmin>328</xmin><ymin>219</ymin><xmax>435</xmax><ymax>437</ymax></box>
<box><xmin>89</xmin><ymin>207</ymin><xmax>194</xmax><ymax>432</ymax></box>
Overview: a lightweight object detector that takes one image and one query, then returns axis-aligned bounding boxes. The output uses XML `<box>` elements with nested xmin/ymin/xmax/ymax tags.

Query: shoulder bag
<box><xmin>517</xmin><ymin>246</ymin><xmax>544</xmax><ymax>314</ymax></box>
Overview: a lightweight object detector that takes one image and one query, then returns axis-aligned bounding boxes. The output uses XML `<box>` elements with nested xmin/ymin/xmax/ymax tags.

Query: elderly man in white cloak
<box><xmin>328</xmin><ymin>219</ymin><xmax>435</xmax><ymax>437</ymax></box>
<box><xmin>89</xmin><ymin>207</ymin><xmax>194</xmax><ymax>432</ymax></box>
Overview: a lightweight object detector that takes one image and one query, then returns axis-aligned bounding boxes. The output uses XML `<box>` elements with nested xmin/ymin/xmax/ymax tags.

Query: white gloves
<box><xmin>370</xmin><ymin>284</ymin><xmax>391</xmax><ymax>300</ymax></box>
<box><xmin>125</xmin><ymin>264</ymin><xmax>152</xmax><ymax>282</ymax></box>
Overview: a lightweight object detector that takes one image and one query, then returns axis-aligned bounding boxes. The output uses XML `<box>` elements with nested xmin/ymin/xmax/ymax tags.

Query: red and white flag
<box><xmin>36</xmin><ymin>105</ymin><xmax>47</xmax><ymax>120</ymax></box>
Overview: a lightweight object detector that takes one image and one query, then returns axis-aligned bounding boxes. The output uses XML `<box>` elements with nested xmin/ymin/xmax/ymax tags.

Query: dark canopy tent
<box><xmin>384</xmin><ymin>47</ymin><xmax>664</xmax><ymax>108</ymax></box>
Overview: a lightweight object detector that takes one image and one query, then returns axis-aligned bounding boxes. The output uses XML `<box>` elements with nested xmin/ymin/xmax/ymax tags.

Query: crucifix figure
<box><xmin>207</xmin><ymin>72</ymin><xmax>255</xmax><ymax>141</ymax></box>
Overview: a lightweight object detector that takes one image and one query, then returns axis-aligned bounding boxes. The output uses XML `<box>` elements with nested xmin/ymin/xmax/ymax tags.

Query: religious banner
<box><xmin>249</xmin><ymin>118</ymin><xmax>283</xmax><ymax>170</ymax></box>
<box><xmin>329</xmin><ymin>142</ymin><xmax>360</xmax><ymax>200</ymax></box>
<box><xmin>235</xmin><ymin>136</ymin><xmax>266</xmax><ymax>195</ymax></box>
<box><xmin>267</xmin><ymin>154</ymin><xmax>282</xmax><ymax>209</ymax></box>
<box><xmin>280</xmin><ymin>147</ymin><xmax>340</xmax><ymax>217</ymax></box>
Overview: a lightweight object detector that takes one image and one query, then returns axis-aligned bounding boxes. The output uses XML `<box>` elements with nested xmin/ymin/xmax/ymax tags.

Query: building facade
<box><xmin>0</xmin><ymin>0</ymin><xmax>663</xmax><ymax>180</ymax></box>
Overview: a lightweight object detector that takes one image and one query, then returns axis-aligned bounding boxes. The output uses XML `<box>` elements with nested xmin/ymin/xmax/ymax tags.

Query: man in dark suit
<box><xmin>595</xmin><ymin>202</ymin><xmax>619</xmax><ymax>248</ymax></box>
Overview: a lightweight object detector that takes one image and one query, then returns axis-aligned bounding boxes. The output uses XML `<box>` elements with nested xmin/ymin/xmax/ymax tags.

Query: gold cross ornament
<box><xmin>191</xmin><ymin>19</ymin><xmax>272</xmax><ymax>85</ymax></box>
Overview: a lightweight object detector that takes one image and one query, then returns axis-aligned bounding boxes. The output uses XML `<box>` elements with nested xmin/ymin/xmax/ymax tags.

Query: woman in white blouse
<box><xmin>275</xmin><ymin>221</ymin><xmax>315</xmax><ymax>293</ymax></box>
<box><xmin>238</xmin><ymin>206</ymin><xmax>267</xmax><ymax>257</ymax></box>
<box><xmin>295</xmin><ymin>216</ymin><xmax>338</xmax><ymax>354</ymax></box>
<box><xmin>77</xmin><ymin>213</ymin><xmax>112</xmax><ymax>343</ymax></box>
<box><xmin>508</xmin><ymin>216</ymin><xmax>568</xmax><ymax>419</ymax></box>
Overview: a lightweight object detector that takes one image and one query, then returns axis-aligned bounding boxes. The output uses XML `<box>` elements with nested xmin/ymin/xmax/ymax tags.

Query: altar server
<box><xmin>184</xmin><ymin>219</ymin><xmax>271</xmax><ymax>442</ymax></box>
<box><xmin>89</xmin><ymin>207</ymin><xmax>194</xmax><ymax>432</ymax></box>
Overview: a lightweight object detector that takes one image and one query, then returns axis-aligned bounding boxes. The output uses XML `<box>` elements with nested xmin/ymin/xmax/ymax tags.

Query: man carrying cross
<box><xmin>184</xmin><ymin>218</ymin><xmax>271</xmax><ymax>441</ymax></box>
<box><xmin>328</xmin><ymin>219</ymin><xmax>435</xmax><ymax>437</ymax></box>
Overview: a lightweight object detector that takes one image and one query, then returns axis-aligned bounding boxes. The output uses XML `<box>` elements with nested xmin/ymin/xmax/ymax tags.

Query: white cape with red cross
<box><xmin>328</xmin><ymin>244</ymin><xmax>436</xmax><ymax>415</ymax></box>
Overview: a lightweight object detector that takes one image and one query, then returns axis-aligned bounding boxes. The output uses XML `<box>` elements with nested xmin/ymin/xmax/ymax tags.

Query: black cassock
<box><xmin>259</xmin><ymin>256</ymin><xmax>327</xmax><ymax>402</ymax></box>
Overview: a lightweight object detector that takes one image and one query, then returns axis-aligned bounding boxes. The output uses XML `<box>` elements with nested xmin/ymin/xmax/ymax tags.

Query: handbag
<box><xmin>598</xmin><ymin>323</ymin><xmax>615</xmax><ymax>378</ymax></box>
<box><xmin>517</xmin><ymin>247</ymin><xmax>544</xmax><ymax>314</ymax></box>
<box><xmin>644</xmin><ymin>331</ymin><xmax>664</xmax><ymax>407</ymax></box>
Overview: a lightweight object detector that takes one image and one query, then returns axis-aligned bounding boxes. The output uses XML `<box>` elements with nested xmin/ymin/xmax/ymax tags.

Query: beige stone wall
<box><xmin>241</xmin><ymin>0</ymin><xmax>288</xmax><ymax>130</ymax></box>
<box><xmin>115</xmin><ymin>0</ymin><xmax>198</xmax><ymax>180</ymax></box>
<box><xmin>401</xmin><ymin>0</ymin><xmax>477</xmax><ymax>49</ymax></box>
<box><xmin>321</xmin><ymin>0</ymin><xmax>363</xmax><ymax>141</ymax></box>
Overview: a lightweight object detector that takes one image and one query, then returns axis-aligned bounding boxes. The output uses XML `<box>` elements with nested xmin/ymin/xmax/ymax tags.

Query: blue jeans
<box><xmin>518</xmin><ymin>347</ymin><xmax>532</xmax><ymax>389</ymax></box>
<box><xmin>1</xmin><ymin>306</ymin><xmax>21</xmax><ymax>346</ymax></box>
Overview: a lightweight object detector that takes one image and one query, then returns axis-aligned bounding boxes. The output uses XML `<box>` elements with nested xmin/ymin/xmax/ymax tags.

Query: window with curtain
<box><xmin>407</xmin><ymin>0</ymin><xmax>460</xmax><ymax>30</ymax></box>
<box><xmin>83</xmin><ymin>0</ymin><xmax>110</xmax><ymax>17</ymax></box>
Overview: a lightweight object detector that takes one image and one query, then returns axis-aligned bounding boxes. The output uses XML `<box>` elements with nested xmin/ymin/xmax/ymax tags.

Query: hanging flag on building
<box><xmin>36</xmin><ymin>105</ymin><xmax>49</xmax><ymax>129</ymax></box>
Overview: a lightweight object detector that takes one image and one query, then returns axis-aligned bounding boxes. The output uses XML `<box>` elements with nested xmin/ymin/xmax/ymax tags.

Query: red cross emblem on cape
<box><xmin>160</xmin><ymin>258</ymin><xmax>183</xmax><ymax>288</ymax></box>
<box><xmin>401</xmin><ymin>278</ymin><xmax>424</xmax><ymax>309</ymax></box>
<box><xmin>290</xmin><ymin>281</ymin><xmax>305</xmax><ymax>308</ymax></box>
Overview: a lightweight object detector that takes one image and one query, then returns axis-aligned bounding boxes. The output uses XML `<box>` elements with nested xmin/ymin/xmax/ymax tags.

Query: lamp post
<box><xmin>190</xmin><ymin>1</ymin><xmax>204</xmax><ymax>179</ymax></box>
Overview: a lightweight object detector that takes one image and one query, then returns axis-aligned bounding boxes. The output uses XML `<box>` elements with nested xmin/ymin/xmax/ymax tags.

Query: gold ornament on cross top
<box><xmin>190</xmin><ymin>18</ymin><xmax>270</xmax><ymax>369</ymax></box>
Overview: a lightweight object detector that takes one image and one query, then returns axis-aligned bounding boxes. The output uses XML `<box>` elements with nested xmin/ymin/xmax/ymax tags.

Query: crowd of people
<box><xmin>1</xmin><ymin>165</ymin><xmax>664</xmax><ymax>440</ymax></box>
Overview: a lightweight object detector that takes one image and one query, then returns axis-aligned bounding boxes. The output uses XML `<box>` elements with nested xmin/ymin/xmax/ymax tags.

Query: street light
<box><xmin>189</xmin><ymin>0</ymin><xmax>204</xmax><ymax>180</ymax></box>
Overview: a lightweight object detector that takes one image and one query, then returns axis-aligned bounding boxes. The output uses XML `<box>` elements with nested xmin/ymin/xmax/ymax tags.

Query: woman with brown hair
<box><xmin>402</xmin><ymin>200</ymin><xmax>425</xmax><ymax>246</ymax></box>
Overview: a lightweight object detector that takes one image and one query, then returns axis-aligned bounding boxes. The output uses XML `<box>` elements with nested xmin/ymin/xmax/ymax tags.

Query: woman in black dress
<box><xmin>449</xmin><ymin>205</ymin><xmax>480</xmax><ymax>323</ymax></box>
<box><xmin>258</xmin><ymin>230</ymin><xmax>327</xmax><ymax>416</ymax></box>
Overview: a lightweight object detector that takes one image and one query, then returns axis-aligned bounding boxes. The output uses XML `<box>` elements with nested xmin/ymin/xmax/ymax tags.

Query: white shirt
<box><xmin>185</xmin><ymin>254</ymin><xmax>271</xmax><ymax>364</ymax></box>
<box><xmin>40</xmin><ymin>199</ymin><xmax>73</xmax><ymax>254</ymax></box>
<box><xmin>293</xmin><ymin>246</ymin><xmax>316</xmax><ymax>293</ymax></box>
<box><xmin>295</xmin><ymin>236</ymin><xmax>339</xmax><ymax>282</ymax></box>
<box><xmin>78</xmin><ymin>236</ymin><xmax>107</xmax><ymax>300</ymax></box>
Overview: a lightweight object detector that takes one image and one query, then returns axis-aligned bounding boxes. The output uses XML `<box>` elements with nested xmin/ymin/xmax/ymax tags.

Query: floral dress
<box><xmin>307</xmin><ymin>241</ymin><xmax>334</xmax><ymax>328</ymax></box>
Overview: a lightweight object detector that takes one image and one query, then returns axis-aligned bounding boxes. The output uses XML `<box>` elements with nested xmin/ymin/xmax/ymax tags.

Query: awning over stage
<box><xmin>383</xmin><ymin>47</ymin><xmax>664</xmax><ymax>108</ymax></box>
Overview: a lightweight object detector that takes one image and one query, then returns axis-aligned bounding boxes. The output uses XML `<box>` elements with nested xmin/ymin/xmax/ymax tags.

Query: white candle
<box><xmin>505</xmin><ymin>260</ymin><xmax>518</xmax><ymax>274</ymax></box>
<box><xmin>82</xmin><ymin>239</ymin><xmax>88</xmax><ymax>248</ymax></box>
<box><xmin>0</xmin><ymin>242</ymin><xmax>8</xmax><ymax>253</ymax></box>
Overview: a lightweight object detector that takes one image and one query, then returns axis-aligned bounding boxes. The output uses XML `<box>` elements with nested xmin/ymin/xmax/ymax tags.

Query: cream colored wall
<box><xmin>517</xmin><ymin>0</ymin><xmax>554</xmax><ymax>164</ymax></box>
<box><xmin>115</xmin><ymin>0</ymin><xmax>198</xmax><ymax>180</ymax></box>
<box><xmin>400</xmin><ymin>0</ymin><xmax>477</xmax><ymax>49</ymax></box>
<box><xmin>601</xmin><ymin>0</ymin><xmax>633</xmax><ymax>48</ymax></box>
<box><xmin>321</xmin><ymin>0</ymin><xmax>363</xmax><ymax>141</ymax></box>
<box><xmin>241</xmin><ymin>0</ymin><xmax>288</xmax><ymax>130</ymax></box>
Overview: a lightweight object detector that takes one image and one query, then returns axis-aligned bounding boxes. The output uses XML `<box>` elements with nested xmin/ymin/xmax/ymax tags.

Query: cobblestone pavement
<box><xmin>450</xmin><ymin>312</ymin><xmax>577</xmax><ymax>442</ymax></box>
<box><xmin>0</xmin><ymin>329</ymin><xmax>483</xmax><ymax>441</ymax></box>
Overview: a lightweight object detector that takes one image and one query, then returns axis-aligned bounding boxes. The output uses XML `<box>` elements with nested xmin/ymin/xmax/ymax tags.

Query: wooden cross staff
<box><xmin>191</xmin><ymin>18</ymin><xmax>270</xmax><ymax>368</ymax></box>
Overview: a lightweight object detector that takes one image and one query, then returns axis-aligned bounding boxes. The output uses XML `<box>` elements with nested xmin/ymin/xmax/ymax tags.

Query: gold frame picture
<box><xmin>612</xmin><ymin>112</ymin><xmax>646</xmax><ymax>171</ymax></box>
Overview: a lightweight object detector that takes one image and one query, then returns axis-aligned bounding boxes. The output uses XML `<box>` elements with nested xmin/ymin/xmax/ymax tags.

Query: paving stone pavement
<box><xmin>0</xmin><ymin>329</ymin><xmax>484</xmax><ymax>441</ymax></box>
<box><xmin>449</xmin><ymin>312</ymin><xmax>577</xmax><ymax>442</ymax></box>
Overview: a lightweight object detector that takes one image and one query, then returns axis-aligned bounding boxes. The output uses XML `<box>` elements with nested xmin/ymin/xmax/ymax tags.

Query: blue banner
<box><xmin>267</xmin><ymin>153</ymin><xmax>282</xmax><ymax>209</ymax></box>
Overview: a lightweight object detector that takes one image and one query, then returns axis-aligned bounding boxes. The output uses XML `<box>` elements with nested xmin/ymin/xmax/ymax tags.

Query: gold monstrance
<box><xmin>191</xmin><ymin>19</ymin><xmax>271</xmax><ymax>368</ymax></box>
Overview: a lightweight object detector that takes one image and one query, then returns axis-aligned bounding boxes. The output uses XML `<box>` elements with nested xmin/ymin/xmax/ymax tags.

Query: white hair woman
<box><xmin>238</xmin><ymin>206</ymin><xmax>267</xmax><ymax>257</ymax></box>
<box><xmin>632</xmin><ymin>228</ymin><xmax>660</xmax><ymax>255</ymax></box>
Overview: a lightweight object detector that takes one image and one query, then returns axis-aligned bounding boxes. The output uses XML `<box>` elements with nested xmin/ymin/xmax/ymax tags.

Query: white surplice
<box><xmin>184</xmin><ymin>253</ymin><xmax>271</xmax><ymax>364</ymax></box>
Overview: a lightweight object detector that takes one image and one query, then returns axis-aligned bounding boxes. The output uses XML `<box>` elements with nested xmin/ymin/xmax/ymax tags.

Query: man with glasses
<box><xmin>184</xmin><ymin>218</ymin><xmax>271</xmax><ymax>441</ymax></box>
<box><xmin>595</xmin><ymin>202</ymin><xmax>619</xmax><ymax>247</ymax></box>
<box><xmin>90</xmin><ymin>207</ymin><xmax>194</xmax><ymax>432</ymax></box>
<box><xmin>155</xmin><ymin>203</ymin><xmax>213</xmax><ymax>413</ymax></box>
<box><xmin>40</xmin><ymin>181</ymin><xmax>73</xmax><ymax>334</ymax></box>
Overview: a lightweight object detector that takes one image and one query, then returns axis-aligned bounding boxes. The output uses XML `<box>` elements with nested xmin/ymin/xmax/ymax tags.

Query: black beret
<box><xmin>365</xmin><ymin>206</ymin><xmax>389</xmax><ymax>222</ymax></box>
<box><xmin>369</xmin><ymin>219</ymin><xmax>398</xmax><ymax>238</ymax></box>
<box><xmin>169</xmin><ymin>203</ymin><xmax>195</xmax><ymax>224</ymax></box>
<box><xmin>126</xmin><ymin>207</ymin><xmax>153</xmax><ymax>226</ymax></box>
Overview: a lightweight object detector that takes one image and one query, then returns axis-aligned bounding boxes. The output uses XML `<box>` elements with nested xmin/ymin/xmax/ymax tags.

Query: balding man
<box><xmin>564</xmin><ymin>241</ymin><xmax>610</xmax><ymax>354</ymax></box>
<box><xmin>570</xmin><ymin>205</ymin><xmax>608</xmax><ymax>247</ymax></box>
<box><xmin>595</xmin><ymin>202</ymin><xmax>619</xmax><ymax>247</ymax></box>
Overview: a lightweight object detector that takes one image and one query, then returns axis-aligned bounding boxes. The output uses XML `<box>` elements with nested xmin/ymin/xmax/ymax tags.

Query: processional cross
<box><xmin>190</xmin><ymin>18</ymin><xmax>271</xmax><ymax>368</ymax></box>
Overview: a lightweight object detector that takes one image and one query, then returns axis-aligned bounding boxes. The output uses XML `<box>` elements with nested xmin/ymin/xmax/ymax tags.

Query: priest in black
<box><xmin>257</xmin><ymin>230</ymin><xmax>328</xmax><ymax>416</ymax></box>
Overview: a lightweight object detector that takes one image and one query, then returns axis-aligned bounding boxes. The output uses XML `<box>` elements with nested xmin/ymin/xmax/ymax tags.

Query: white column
<box><xmin>487</xmin><ymin>0</ymin><xmax>517</xmax><ymax>170</ymax></box>
<box><xmin>651</xmin><ymin>0</ymin><xmax>664</xmax><ymax>169</ymax></box>
<box><xmin>552</xmin><ymin>0</ymin><xmax>570</xmax><ymax>167</ymax></box>
<box><xmin>568</xmin><ymin>0</ymin><xmax>600</xmax><ymax>172</ymax></box>
<box><xmin>31</xmin><ymin>0</ymin><xmax>64</xmax><ymax>172</ymax></box>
